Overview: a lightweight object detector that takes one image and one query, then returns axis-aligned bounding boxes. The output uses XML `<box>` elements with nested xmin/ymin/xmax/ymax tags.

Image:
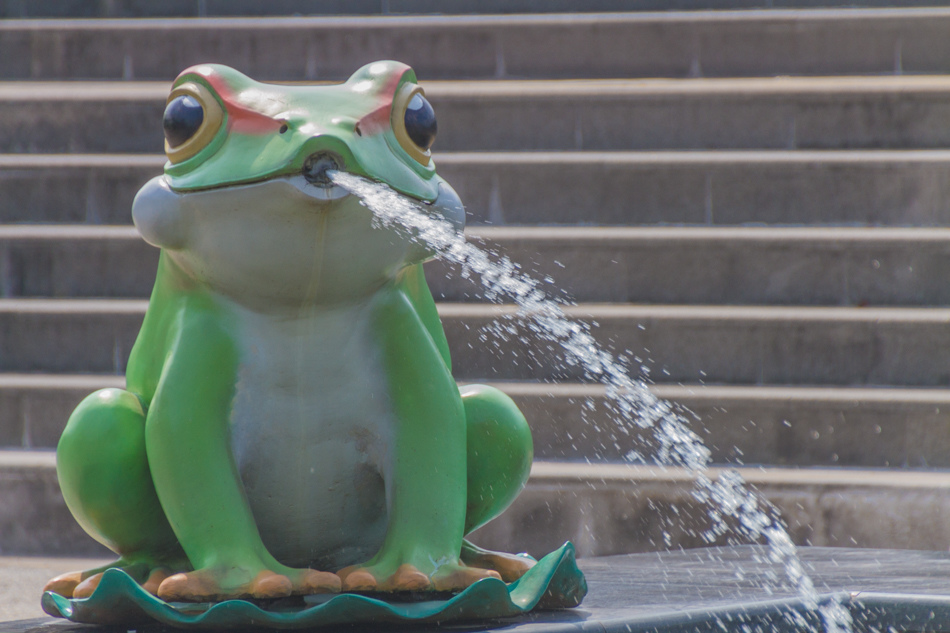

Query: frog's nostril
<box><xmin>303</xmin><ymin>152</ymin><xmax>344</xmax><ymax>187</ymax></box>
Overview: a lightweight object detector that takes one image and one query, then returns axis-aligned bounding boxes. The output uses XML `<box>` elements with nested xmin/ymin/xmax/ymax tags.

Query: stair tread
<box><xmin>5</xmin><ymin>447</ymin><xmax>949</xmax><ymax>488</ymax></box>
<box><xmin>6</xmin><ymin>75</ymin><xmax>950</xmax><ymax>100</ymax></box>
<box><xmin>9</xmin><ymin>372</ymin><xmax>950</xmax><ymax>402</ymax></box>
<box><xmin>10</xmin><ymin>223</ymin><xmax>950</xmax><ymax>240</ymax></box>
<box><xmin>6</xmin><ymin>297</ymin><xmax>950</xmax><ymax>320</ymax></box>
<box><xmin>6</xmin><ymin>8</ymin><xmax>950</xmax><ymax>29</ymax></box>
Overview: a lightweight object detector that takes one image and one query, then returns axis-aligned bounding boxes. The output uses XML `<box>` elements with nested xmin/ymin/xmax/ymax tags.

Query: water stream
<box><xmin>331</xmin><ymin>171</ymin><xmax>853</xmax><ymax>633</ymax></box>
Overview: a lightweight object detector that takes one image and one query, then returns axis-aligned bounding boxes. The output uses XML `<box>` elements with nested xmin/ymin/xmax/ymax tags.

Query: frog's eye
<box><xmin>163</xmin><ymin>83</ymin><xmax>225</xmax><ymax>164</ymax></box>
<box><xmin>391</xmin><ymin>83</ymin><xmax>437</xmax><ymax>166</ymax></box>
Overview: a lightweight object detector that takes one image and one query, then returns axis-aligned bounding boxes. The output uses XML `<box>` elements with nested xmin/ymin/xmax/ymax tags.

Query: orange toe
<box><xmin>380</xmin><ymin>564</ymin><xmax>430</xmax><ymax>592</ymax></box>
<box><xmin>43</xmin><ymin>571</ymin><xmax>84</xmax><ymax>598</ymax></box>
<box><xmin>297</xmin><ymin>569</ymin><xmax>341</xmax><ymax>594</ymax></box>
<box><xmin>251</xmin><ymin>571</ymin><xmax>293</xmax><ymax>599</ymax></box>
<box><xmin>432</xmin><ymin>566</ymin><xmax>501</xmax><ymax>592</ymax></box>
<box><xmin>341</xmin><ymin>569</ymin><xmax>377</xmax><ymax>592</ymax></box>
<box><xmin>72</xmin><ymin>572</ymin><xmax>104</xmax><ymax>599</ymax></box>
<box><xmin>141</xmin><ymin>567</ymin><xmax>172</xmax><ymax>595</ymax></box>
<box><xmin>467</xmin><ymin>551</ymin><xmax>537</xmax><ymax>582</ymax></box>
<box><xmin>158</xmin><ymin>571</ymin><xmax>218</xmax><ymax>602</ymax></box>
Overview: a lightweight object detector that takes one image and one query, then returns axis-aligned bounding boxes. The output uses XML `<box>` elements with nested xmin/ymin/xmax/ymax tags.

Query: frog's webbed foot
<box><xmin>157</xmin><ymin>568</ymin><xmax>341</xmax><ymax>602</ymax></box>
<box><xmin>44</xmin><ymin>560</ymin><xmax>182</xmax><ymax>599</ymax></box>
<box><xmin>73</xmin><ymin>567</ymin><xmax>174</xmax><ymax>599</ymax></box>
<box><xmin>337</xmin><ymin>561</ymin><xmax>501</xmax><ymax>593</ymax></box>
<box><xmin>460</xmin><ymin>539</ymin><xmax>536</xmax><ymax>582</ymax></box>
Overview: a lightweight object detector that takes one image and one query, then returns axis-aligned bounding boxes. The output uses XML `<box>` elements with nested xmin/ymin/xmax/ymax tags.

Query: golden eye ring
<box><xmin>391</xmin><ymin>83</ymin><xmax>436</xmax><ymax>166</ymax></box>
<box><xmin>163</xmin><ymin>82</ymin><xmax>225</xmax><ymax>165</ymax></box>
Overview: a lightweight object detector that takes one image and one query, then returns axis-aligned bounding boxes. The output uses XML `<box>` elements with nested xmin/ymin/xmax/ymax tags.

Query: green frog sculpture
<box><xmin>42</xmin><ymin>61</ymin><xmax>585</xmax><ymax>628</ymax></box>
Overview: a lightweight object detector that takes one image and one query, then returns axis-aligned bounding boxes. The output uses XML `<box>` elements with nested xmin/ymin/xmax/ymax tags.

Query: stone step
<box><xmin>4</xmin><ymin>9</ymin><xmax>950</xmax><ymax>81</ymax></box>
<box><xmin>0</xmin><ymin>155</ymin><xmax>159</xmax><ymax>224</ymax></box>
<box><xmin>5</xmin><ymin>225</ymin><xmax>950</xmax><ymax>307</ymax></box>
<box><xmin>446</xmin><ymin>303</ymin><xmax>950</xmax><ymax>386</ymax></box>
<box><xmin>4</xmin><ymin>374</ymin><xmax>949</xmax><ymax>469</ymax></box>
<box><xmin>482</xmin><ymin>462</ymin><xmax>950</xmax><ymax>558</ymax></box>
<box><xmin>5</xmin><ymin>76</ymin><xmax>950</xmax><ymax>153</ymax></box>
<box><xmin>408</xmin><ymin>226</ymin><xmax>950</xmax><ymax>306</ymax></box>
<box><xmin>4</xmin><ymin>449</ymin><xmax>949</xmax><ymax>556</ymax></box>
<box><xmin>3</xmin><ymin>299</ymin><xmax>950</xmax><ymax>386</ymax></box>
<box><xmin>6</xmin><ymin>151</ymin><xmax>950</xmax><ymax>226</ymax></box>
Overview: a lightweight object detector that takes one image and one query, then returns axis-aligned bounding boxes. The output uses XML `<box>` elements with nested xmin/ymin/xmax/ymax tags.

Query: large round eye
<box><xmin>164</xmin><ymin>95</ymin><xmax>204</xmax><ymax>148</ymax></box>
<box><xmin>163</xmin><ymin>82</ymin><xmax>224</xmax><ymax>165</ymax></box>
<box><xmin>404</xmin><ymin>94</ymin><xmax>437</xmax><ymax>151</ymax></box>
<box><xmin>391</xmin><ymin>83</ymin><xmax>436</xmax><ymax>166</ymax></box>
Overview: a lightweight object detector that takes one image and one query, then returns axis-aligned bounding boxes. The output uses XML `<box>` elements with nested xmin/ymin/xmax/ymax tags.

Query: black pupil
<box><xmin>163</xmin><ymin>95</ymin><xmax>204</xmax><ymax>148</ymax></box>
<box><xmin>404</xmin><ymin>94</ymin><xmax>437</xmax><ymax>151</ymax></box>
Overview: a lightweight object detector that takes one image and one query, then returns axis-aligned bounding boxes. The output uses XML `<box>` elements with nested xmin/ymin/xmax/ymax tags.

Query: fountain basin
<box><xmin>6</xmin><ymin>546</ymin><xmax>950</xmax><ymax>632</ymax></box>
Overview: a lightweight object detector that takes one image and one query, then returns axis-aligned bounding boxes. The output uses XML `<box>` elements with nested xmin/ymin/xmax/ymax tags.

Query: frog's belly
<box><xmin>228</xmin><ymin>303</ymin><xmax>393</xmax><ymax>570</ymax></box>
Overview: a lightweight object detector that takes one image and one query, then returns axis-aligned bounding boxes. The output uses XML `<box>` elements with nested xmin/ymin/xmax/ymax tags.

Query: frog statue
<box><xmin>43</xmin><ymin>61</ymin><xmax>539</xmax><ymax>604</ymax></box>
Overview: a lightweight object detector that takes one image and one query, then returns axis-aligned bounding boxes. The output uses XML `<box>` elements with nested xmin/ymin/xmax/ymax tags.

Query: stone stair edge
<box><xmin>437</xmin><ymin>303</ymin><xmax>950</xmax><ymax>322</ymax></box>
<box><xmin>7</xmin><ymin>298</ymin><xmax>950</xmax><ymax>321</ymax></box>
<box><xmin>11</xmin><ymin>149</ymin><xmax>950</xmax><ymax>166</ymax></box>
<box><xmin>4</xmin><ymin>448</ymin><xmax>948</xmax><ymax>492</ymax></box>
<box><xmin>10</xmin><ymin>7</ymin><xmax>950</xmax><ymax>29</ymax></box>
<box><xmin>530</xmin><ymin>461</ymin><xmax>950</xmax><ymax>489</ymax></box>
<box><xmin>8</xmin><ymin>371</ymin><xmax>950</xmax><ymax>404</ymax></box>
<box><xmin>10</xmin><ymin>223</ymin><xmax>950</xmax><ymax>241</ymax></box>
<box><xmin>8</xmin><ymin>76</ymin><xmax>950</xmax><ymax>100</ymax></box>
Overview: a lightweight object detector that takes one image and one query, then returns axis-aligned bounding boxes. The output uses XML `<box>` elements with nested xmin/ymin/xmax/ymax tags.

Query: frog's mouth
<box><xmin>299</xmin><ymin>151</ymin><xmax>350</xmax><ymax>201</ymax></box>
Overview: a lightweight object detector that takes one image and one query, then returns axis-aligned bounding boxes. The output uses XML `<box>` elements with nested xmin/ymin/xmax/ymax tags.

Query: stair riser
<box><xmin>6</xmin><ymin>88</ymin><xmax>950</xmax><ymax>153</ymax></box>
<box><xmin>431</xmin><ymin>234</ymin><xmax>950</xmax><ymax>306</ymax></box>
<box><xmin>448</xmin><ymin>310</ymin><xmax>950</xmax><ymax>386</ymax></box>
<box><xmin>7</xmin><ymin>156</ymin><xmax>950</xmax><ymax>226</ymax></box>
<box><xmin>0</xmin><ymin>238</ymin><xmax>159</xmax><ymax>298</ymax></box>
<box><xmin>4</xmin><ymin>12</ymin><xmax>950</xmax><ymax>80</ymax></box>
<box><xmin>0</xmin><ymin>161</ymin><xmax>156</xmax><ymax>224</ymax></box>
<box><xmin>3</xmin><ymin>307</ymin><xmax>950</xmax><ymax>386</ymax></box>
<box><xmin>521</xmin><ymin>392</ymin><xmax>950</xmax><ymax>468</ymax></box>
<box><xmin>5</xmin><ymin>1</ymin><xmax>950</xmax><ymax>19</ymax></box>
<box><xmin>446</xmin><ymin>156</ymin><xmax>950</xmax><ymax>226</ymax></box>
<box><xmin>4</xmin><ymin>379</ymin><xmax>948</xmax><ymax>468</ymax></box>
<box><xmin>475</xmin><ymin>478</ymin><xmax>950</xmax><ymax>558</ymax></box>
<box><xmin>6</xmin><ymin>232</ymin><xmax>950</xmax><ymax>306</ymax></box>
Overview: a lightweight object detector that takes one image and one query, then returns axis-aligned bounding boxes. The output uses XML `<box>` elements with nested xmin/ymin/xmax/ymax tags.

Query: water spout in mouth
<box><xmin>329</xmin><ymin>171</ymin><xmax>853</xmax><ymax>633</ymax></box>
<box><xmin>303</xmin><ymin>152</ymin><xmax>344</xmax><ymax>188</ymax></box>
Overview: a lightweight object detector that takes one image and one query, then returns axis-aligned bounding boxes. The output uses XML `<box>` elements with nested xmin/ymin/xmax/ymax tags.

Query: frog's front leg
<box><xmin>339</xmin><ymin>289</ymin><xmax>501</xmax><ymax>592</ymax></box>
<box><xmin>146</xmin><ymin>298</ymin><xmax>339</xmax><ymax>601</ymax></box>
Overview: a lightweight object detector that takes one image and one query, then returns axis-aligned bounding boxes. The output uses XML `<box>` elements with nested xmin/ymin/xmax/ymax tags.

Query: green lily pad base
<box><xmin>41</xmin><ymin>542</ymin><xmax>587</xmax><ymax>630</ymax></box>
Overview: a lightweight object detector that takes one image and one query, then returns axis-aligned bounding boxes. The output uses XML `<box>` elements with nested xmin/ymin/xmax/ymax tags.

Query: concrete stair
<box><xmin>2</xmin><ymin>7</ymin><xmax>950</xmax><ymax>558</ymax></box>
<box><xmin>5</xmin><ymin>299</ymin><xmax>950</xmax><ymax>385</ymax></box>
<box><xmin>7</xmin><ymin>225</ymin><xmax>950</xmax><ymax>304</ymax></box>
<box><xmin>8</xmin><ymin>450</ymin><xmax>950</xmax><ymax>558</ymax></box>
<box><xmin>6</xmin><ymin>151</ymin><xmax>950</xmax><ymax>225</ymax></box>
<box><xmin>7</xmin><ymin>77</ymin><xmax>950</xmax><ymax>153</ymax></box>
<box><xmin>3</xmin><ymin>10</ymin><xmax>950</xmax><ymax>80</ymax></box>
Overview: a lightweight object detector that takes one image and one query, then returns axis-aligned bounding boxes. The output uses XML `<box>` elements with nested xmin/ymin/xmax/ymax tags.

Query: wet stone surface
<box><xmin>6</xmin><ymin>546</ymin><xmax>950</xmax><ymax>632</ymax></box>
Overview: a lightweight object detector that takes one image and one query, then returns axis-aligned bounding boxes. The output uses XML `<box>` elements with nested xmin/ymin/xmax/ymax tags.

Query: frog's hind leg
<box><xmin>461</xmin><ymin>384</ymin><xmax>536</xmax><ymax>582</ymax></box>
<box><xmin>45</xmin><ymin>388</ymin><xmax>186</xmax><ymax>598</ymax></box>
